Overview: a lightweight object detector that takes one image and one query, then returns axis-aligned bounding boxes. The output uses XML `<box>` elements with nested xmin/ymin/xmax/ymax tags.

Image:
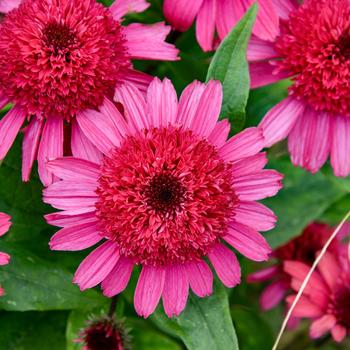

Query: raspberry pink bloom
<box><xmin>248</xmin><ymin>222</ymin><xmax>345</xmax><ymax>311</ymax></box>
<box><xmin>163</xmin><ymin>0</ymin><xmax>282</xmax><ymax>51</ymax></box>
<box><xmin>0</xmin><ymin>0</ymin><xmax>178</xmax><ymax>185</ymax></box>
<box><xmin>0</xmin><ymin>212</ymin><xmax>11</xmax><ymax>296</ymax></box>
<box><xmin>285</xmin><ymin>252</ymin><xmax>350</xmax><ymax>342</ymax></box>
<box><xmin>0</xmin><ymin>0</ymin><xmax>20</xmax><ymax>13</ymax></box>
<box><xmin>43</xmin><ymin>78</ymin><xmax>283</xmax><ymax>318</ymax></box>
<box><xmin>249</xmin><ymin>0</ymin><xmax>350</xmax><ymax>177</ymax></box>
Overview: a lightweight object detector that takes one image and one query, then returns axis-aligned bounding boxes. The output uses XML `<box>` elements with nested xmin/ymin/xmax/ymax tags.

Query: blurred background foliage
<box><xmin>0</xmin><ymin>0</ymin><xmax>349</xmax><ymax>349</ymax></box>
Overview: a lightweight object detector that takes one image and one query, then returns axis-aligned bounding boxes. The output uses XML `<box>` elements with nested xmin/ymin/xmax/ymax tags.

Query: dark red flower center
<box><xmin>332</xmin><ymin>284</ymin><xmax>350</xmax><ymax>329</ymax></box>
<box><xmin>275</xmin><ymin>0</ymin><xmax>350</xmax><ymax>116</ymax></box>
<box><xmin>96</xmin><ymin>127</ymin><xmax>237</xmax><ymax>266</ymax></box>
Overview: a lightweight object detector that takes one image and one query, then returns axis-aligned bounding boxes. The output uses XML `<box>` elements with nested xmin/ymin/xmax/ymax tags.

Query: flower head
<box><xmin>249</xmin><ymin>0</ymin><xmax>350</xmax><ymax>177</ymax></box>
<box><xmin>44</xmin><ymin>78</ymin><xmax>283</xmax><ymax>318</ymax></box>
<box><xmin>0</xmin><ymin>0</ymin><xmax>178</xmax><ymax>185</ymax></box>
<box><xmin>163</xmin><ymin>0</ymin><xmax>281</xmax><ymax>51</ymax></box>
<box><xmin>248</xmin><ymin>222</ymin><xmax>346</xmax><ymax>311</ymax></box>
<box><xmin>77</xmin><ymin>318</ymin><xmax>129</xmax><ymax>350</ymax></box>
<box><xmin>0</xmin><ymin>212</ymin><xmax>11</xmax><ymax>296</ymax></box>
<box><xmin>285</xmin><ymin>251</ymin><xmax>350</xmax><ymax>343</ymax></box>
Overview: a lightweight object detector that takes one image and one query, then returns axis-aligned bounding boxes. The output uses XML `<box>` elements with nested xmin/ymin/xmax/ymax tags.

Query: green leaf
<box><xmin>206</xmin><ymin>4</ymin><xmax>258</xmax><ymax>133</ymax></box>
<box><xmin>151</xmin><ymin>282</ymin><xmax>239</xmax><ymax>350</ymax></box>
<box><xmin>0</xmin><ymin>242</ymin><xmax>106</xmax><ymax>311</ymax></box>
<box><xmin>264</xmin><ymin>157</ymin><xmax>347</xmax><ymax>248</ymax></box>
<box><xmin>0</xmin><ymin>311</ymin><xmax>67</xmax><ymax>350</ymax></box>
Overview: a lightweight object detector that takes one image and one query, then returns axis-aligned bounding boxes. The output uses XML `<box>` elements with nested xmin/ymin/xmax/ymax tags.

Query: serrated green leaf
<box><xmin>206</xmin><ymin>4</ymin><xmax>257</xmax><ymax>133</ymax></box>
<box><xmin>151</xmin><ymin>282</ymin><xmax>239</xmax><ymax>350</ymax></box>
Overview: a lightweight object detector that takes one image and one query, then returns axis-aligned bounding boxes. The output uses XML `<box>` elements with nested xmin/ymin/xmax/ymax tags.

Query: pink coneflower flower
<box><xmin>249</xmin><ymin>0</ymin><xmax>350</xmax><ymax>177</ymax></box>
<box><xmin>0</xmin><ymin>0</ymin><xmax>178</xmax><ymax>185</ymax></box>
<box><xmin>0</xmin><ymin>212</ymin><xmax>11</xmax><ymax>296</ymax></box>
<box><xmin>248</xmin><ymin>223</ymin><xmax>344</xmax><ymax>311</ymax></box>
<box><xmin>0</xmin><ymin>0</ymin><xmax>20</xmax><ymax>13</ymax></box>
<box><xmin>163</xmin><ymin>0</ymin><xmax>281</xmax><ymax>51</ymax></box>
<box><xmin>43</xmin><ymin>78</ymin><xmax>283</xmax><ymax>318</ymax></box>
<box><xmin>77</xmin><ymin>318</ymin><xmax>129</xmax><ymax>350</ymax></box>
<box><xmin>285</xmin><ymin>251</ymin><xmax>350</xmax><ymax>342</ymax></box>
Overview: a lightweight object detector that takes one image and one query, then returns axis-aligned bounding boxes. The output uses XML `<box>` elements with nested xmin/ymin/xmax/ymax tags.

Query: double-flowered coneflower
<box><xmin>285</xmin><ymin>251</ymin><xmax>350</xmax><ymax>342</ymax></box>
<box><xmin>248</xmin><ymin>222</ymin><xmax>345</xmax><ymax>312</ymax></box>
<box><xmin>249</xmin><ymin>0</ymin><xmax>350</xmax><ymax>177</ymax></box>
<box><xmin>0</xmin><ymin>0</ymin><xmax>178</xmax><ymax>185</ymax></box>
<box><xmin>164</xmin><ymin>0</ymin><xmax>281</xmax><ymax>51</ymax></box>
<box><xmin>0</xmin><ymin>212</ymin><xmax>11</xmax><ymax>296</ymax></box>
<box><xmin>44</xmin><ymin>78</ymin><xmax>283</xmax><ymax>318</ymax></box>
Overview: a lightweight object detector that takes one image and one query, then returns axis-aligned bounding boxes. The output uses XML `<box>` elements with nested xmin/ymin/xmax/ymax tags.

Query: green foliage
<box><xmin>152</xmin><ymin>282</ymin><xmax>239</xmax><ymax>350</ymax></box>
<box><xmin>207</xmin><ymin>4</ymin><xmax>258</xmax><ymax>133</ymax></box>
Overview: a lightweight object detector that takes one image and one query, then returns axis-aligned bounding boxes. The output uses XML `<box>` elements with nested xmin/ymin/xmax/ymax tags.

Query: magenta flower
<box><xmin>43</xmin><ymin>78</ymin><xmax>283</xmax><ymax>318</ymax></box>
<box><xmin>249</xmin><ymin>0</ymin><xmax>350</xmax><ymax>177</ymax></box>
<box><xmin>163</xmin><ymin>0</ymin><xmax>282</xmax><ymax>51</ymax></box>
<box><xmin>248</xmin><ymin>223</ymin><xmax>344</xmax><ymax>311</ymax></box>
<box><xmin>0</xmin><ymin>212</ymin><xmax>11</xmax><ymax>296</ymax></box>
<box><xmin>285</xmin><ymin>252</ymin><xmax>350</xmax><ymax>343</ymax></box>
<box><xmin>0</xmin><ymin>0</ymin><xmax>178</xmax><ymax>185</ymax></box>
<box><xmin>0</xmin><ymin>0</ymin><xmax>20</xmax><ymax>13</ymax></box>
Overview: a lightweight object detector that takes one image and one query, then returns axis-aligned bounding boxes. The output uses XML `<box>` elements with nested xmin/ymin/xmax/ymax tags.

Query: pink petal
<box><xmin>250</xmin><ymin>61</ymin><xmax>291</xmax><ymax>88</ymax></box>
<box><xmin>117</xmin><ymin>68</ymin><xmax>153</xmax><ymax>94</ymax></box>
<box><xmin>259</xmin><ymin>97</ymin><xmax>305</xmax><ymax>147</ymax></box>
<box><xmin>288</xmin><ymin>108</ymin><xmax>332</xmax><ymax>174</ymax></box>
<box><xmin>0</xmin><ymin>105</ymin><xmax>26</xmax><ymax>160</ymax></box>
<box><xmin>46</xmin><ymin>157</ymin><xmax>100</xmax><ymax>181</ymax></box>
<box><xmin>109</xmin><ymin>0</ymin><xmax>150</xmax><ymax>21</ymax></box>
<box><xmin>331</xmin><ymin>324</ymin><xmax>347</xmax><ymax>343</ymax></box>
<box><xmin>208</xmin><ymin>119</ymin><xmax>230</xmax><ymax>148</ymax></box>
<box><xmin>208</xmin><ymin>243</ymin><xmax>241</xmax><ymax>288</ymax></box>
<box><xmin>310</xmin><ymin>315</ymin><xmax>336</xmax><ymax>339</ymax></box>
<box><xmin>186</xmin><ymin>260</ymin><xmax>213</xmax><ymax>297</ymax></box>
<box><xmin>216</xmin><ymin>0</ymin><xmax>242</xmax><ymax>41</ymax></box>
<box><xmin>177</xmin><ymin>80</ymin><xmax>206</xmax><ymax>127</ymax></box>
<box><xmin>0</xmin><ymin>0</ymin><xmax>21</xmax><ymax>13</ymax></box>
<box><xmin>71</xmin><ymin>120</ymin><xmax>103</xmax><ymax>164</ymax></box>
<box><xmin>0</xmin><ymin>252</ymin><xmax>10</xmax><ymax>266</ymax></box>
<box><xmin>231</xmin><ymin>153</ymin><xmax>268</xmax><ymax>178</ymax></box>
<box><xmin>247</xmin><ymin>36</ymin><xmax>278</xmax><ymax>61</ymax></box>
<box><xmin>251</xmin><ymin>0</ymin><xmax>280</xmax><ymax>41</ymax></box>
<box><xmin>43</xmin><ymin>180</ymin><xmax>97</xmax><ymax>198</ymax></box>
<box><xmin>271</xmin><ymin>0</ymin><xmax>298</xmax><ymax>20</ymax></box>
<box><xmin>234</xmin><ymin>201</ymin><xmax>277</xmax><ymax>232</ymax></box>
<box><xmin>76</xmin><ymin>109</ymin><xmax>120</xmax><ymax>155</ymax></box>
<box><xmin>163</xmin><ymin>0</ymin><xmax>203</xmax><ymax>31</ymax></box>
<box><xmin>190</xmin><ymin>80</ymin><xmax>222</xmax><ymax>137</ymax></box>
<box><xmin>45</xmin><ymin>211</ymin><xmax>97</xmax><ymax>228</ymax></box>
<box><xmin>123</xmin><ymin>23</ymin><xmax>179</xmax><ymax>61</ymax></box>
<box><xmin>219</xmin><ymin>127</ymin><xmax>264</xmax><ymax>162</ymax></box>
<box><xmin>37</xmin><ymin>116</ymin><xmax>64</xmax><ymax>186</ymax></box>
<box><xmin>196</xmin><ymin>0</ymin><xmax>216</xmax><ymax>52</ymax></box>
<box><xmin>134</xmin><ymin>265</ymin><xmax>165</xmax><ymax>318</ymax></box>
<box><xmin>247</xmin><ymin>266</ymin><xmax>279</xmax><ymax>282</ymax></box>
<box><xmin>22</xmin><ymin>119</ymin><xmax>43</xmax><ymax>182</ymax></box>
<box><xmin>102</xmin><ymin>256</ymin><xmax>134</xmax><ymax>297</ymax></box>
<box><xmin>147</xmin><ymin>78</ymin><xmax>178</xmax><ymax>127</ymax></box>
<box><xmin>49</xmin><ymin>222</ymin><xmax>102</xmax><ymax>251</ymax></box>
<box><xmin>224</xmin><ymin>222</ymin><xmax>271</xmax><ymax>261</ymax></box>
<box><xmin>233</xmin><ymin>170</ymin><xmax>283</xmax><ymax>201</ymax></box>
<box><xmin>317</xmin><ymin>252</ymin><xmax>340</xmax><ymax>290</ymax></box>
<box><xmin>330</xmin><ymin>115</ymin><xmax>350</xmax><ymax>177</ymax></box>
<box><xmin>73</xmin><ymin>241</ymin><xmax>120</xmax><ymax>290</ymax></box>
<box><xmin>114</xmin><ymin>82</ymin><xmax>149</xmax><ymax>132</ymax></box>
<box><xmin>0</xmin><ymin>213</ymin><xmax>11</xmax><ymax>237</ymax></box>
<box><xmin>286</xmin><ymin>295</ymin><xmax>323</xmax><ymax>318</ymax></box>
<box><xmin>162</xmin><ymin>264</ymin><xmax>189</xmax><ymax>317</ymax></box>
<box><xmin>260</xmin><ymin>281</ymin><xmax>287</xmax><ymax>310</ymax></box>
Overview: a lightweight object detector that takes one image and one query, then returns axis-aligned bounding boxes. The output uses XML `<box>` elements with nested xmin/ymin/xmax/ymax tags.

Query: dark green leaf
<box><xmin>151</xmin><ymin>282</ymin><xmax>239</xmax><ymax>350</ymax></box>
<box><xmin>206</xmin><ymin>4</ymin><xmax>258</xmax><ymax>133</ymax></box>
